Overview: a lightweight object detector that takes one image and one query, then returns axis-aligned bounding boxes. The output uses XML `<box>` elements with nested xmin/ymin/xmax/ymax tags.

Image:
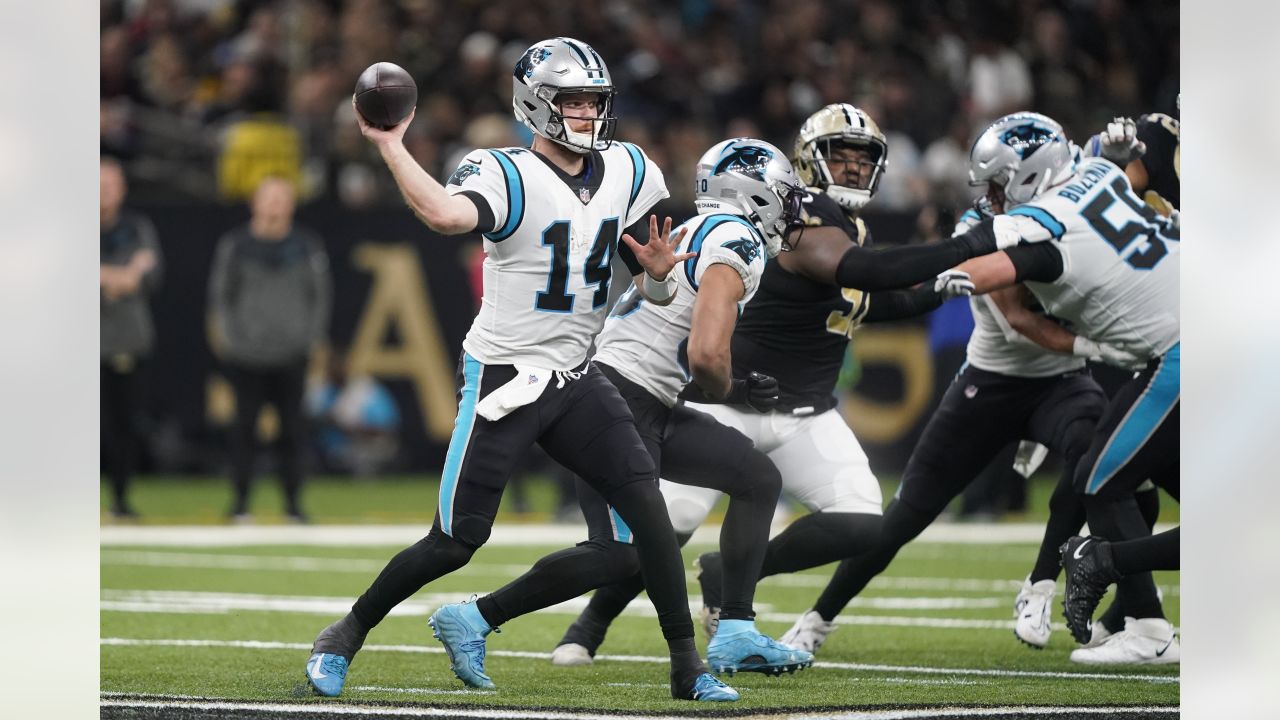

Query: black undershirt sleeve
<box><xmin>618</xmin><ymin>217</ymin><xmax>650</xmax><ymax>276</ymax></box>
<box><xmin>863</xmin><ymin>285</ymin><xmax>943</xmax><ymax>322</ymax></box>
<box><xmin>834</xmin><ymin>217</ymin><xmax>999</xmax><ymax>290</ymax></box>
<box><xmin>1006</xmin><ymin>242</ymin><xmax>1065</xmax><ymax>283</ymax></box>
<box><xmin>457</xmin><ymin>190</ymin><xmax>496</xmax><ymax>235</ymax></box>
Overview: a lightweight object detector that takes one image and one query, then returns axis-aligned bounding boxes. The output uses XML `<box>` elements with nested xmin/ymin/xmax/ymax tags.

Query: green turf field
<box><xmin>100</xmin><ymin>476</ymin><xmax>1179</xmax><ymax>717</ymax></box>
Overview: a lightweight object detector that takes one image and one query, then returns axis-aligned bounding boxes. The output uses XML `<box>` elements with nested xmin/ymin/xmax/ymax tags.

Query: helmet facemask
<box><xmin>539</xmin><ymin>87</ymin><xmax>617</xmax><ymax>153</ymax></box>
<box><xmin>809</xmin><ymin>137</ymin><xmax>887</xmax><ymax>212</ymax></box>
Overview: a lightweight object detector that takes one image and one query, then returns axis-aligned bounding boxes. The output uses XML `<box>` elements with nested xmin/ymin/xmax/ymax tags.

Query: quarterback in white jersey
<box><xmin>956</xmin><ymin>112</ymin><xmax>1181</xmax><ymax>665</ymax></box>
<box><xmin>305</xmin><ymin>37</ymin><xmax>741</xmax><ymax>703</ymax></box>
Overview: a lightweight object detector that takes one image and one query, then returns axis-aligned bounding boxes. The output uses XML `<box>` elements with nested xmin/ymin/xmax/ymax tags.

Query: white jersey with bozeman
<box><xmin>594</xmin><ymin>213</ymin><xmax>769</xmax><ymax>407</ymax></box>
<box><xmin>444</xmin><ymin>142</ymin><xmax>667</xmax><ymax>369</ymax></box>
<box><xmin>1007</xmin><ymin>157</ymin><xmax>1180</xmax><ymax>360</ymax></box>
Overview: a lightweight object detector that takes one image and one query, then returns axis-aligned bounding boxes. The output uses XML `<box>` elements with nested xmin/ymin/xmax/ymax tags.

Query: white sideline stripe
<box><xmin>101</xmin><ymin>588</ymin><xmax>997</xmax><ymax>615</ymax></box>
<box><xmin>97</xmin><ymin>695</ymin><xmax>1178</xmax><ymax>720</ymax></box>
<box><xmin>99</xmin><ymin>522</ymin><xmax>1178</xmax><ymax>547</ymax></box>
<box><xmin>100</xmin><ymin>637</ymin><xmax>1178</xmax><ymax>684</ymax></box>
<box><xmin>98</xmin><ymin>550</ymin><xmax>1179</xmax><ymax>598</ymax></box>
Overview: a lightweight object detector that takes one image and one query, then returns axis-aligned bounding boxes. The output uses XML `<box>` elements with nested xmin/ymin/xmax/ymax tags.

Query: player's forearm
<box><xmin>378</xmin><ymin>142</ymin><xmax>474</xmax><ymax>234</ymax></box>
<box><xmin>689</xmin><ymin>349</ymin><xmax>733</xmax><ymax>400</ymax></box>
<box><xmin>834</xmin><ymin>229</ymin><xmax>997</xmax><ymax>291</ymax></box>
<box><xmin>1007</xmin><ymin>313</ymin><xmax>1076</xmax><ymax>354</ymax></box>
<box><xmin>863</xmin><ymin>285</ymin><xmax>943</xmax><ymax>323</ymax></box>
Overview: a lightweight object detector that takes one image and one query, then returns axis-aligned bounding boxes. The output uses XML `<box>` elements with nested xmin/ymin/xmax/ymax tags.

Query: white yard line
<box><xmin>98</xmin><ymin>695</ymin><xmax>1177</xmax><ymax>719</ymax></box>
<box><xmin>100</xmin><ymin>637</ymin><xmax>1178</xmax><ymax>684</ymax></box>
<box><xmin>100</xmin><ymin>522</ymin><xmax>1179</xmax><ymax>547</ymax></box>
<box><xmin>98</xmin><ymin>550</ymin><xmax>1179</xmax><ymax>597</ymax></box>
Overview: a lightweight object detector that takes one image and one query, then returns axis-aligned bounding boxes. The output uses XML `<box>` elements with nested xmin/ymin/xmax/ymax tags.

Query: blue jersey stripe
<box><xmin>1009</xmin><ymin>205</ymin><xmax>1066</xmax><ymax>240</ymax></box>
<box><xmin>682</xmin><ymin>214</ymin><xmax>760</xmax><ymax>290</ymax></box>
<box><xmin>1086</xmin><ymin>343</ymin><xmax>1179</xmax><ymax>494</ymax></box>
<box><xmin>621</xmin><ymin>142</ymin><xmax>645</xmax><ymax>217</ymax></box>
<box><xmin>484</xmin><ymin>150</ymin><xmax>524</xmax><ymax>242</ymax></box>
<box><xmin>608</xmin><ymin>506</ymin><xmax>633</xmax><ymax>544</ymax></box>
<box><xmin>439</xmin><ymin>354</ymin><xmax>483</xmax><ymax>536</ymax></box>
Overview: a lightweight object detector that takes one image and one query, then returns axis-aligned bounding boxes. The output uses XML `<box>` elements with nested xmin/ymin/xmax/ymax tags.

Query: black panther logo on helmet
<box><xmin>713</xmin><ymin>143</ymin><xmax>774</xmax><ymax>178</ymax></box>
<box><xmin>1000</xmin><ymin>124</ymin><xmax>1057</xmax><ymax>159</ymax></box>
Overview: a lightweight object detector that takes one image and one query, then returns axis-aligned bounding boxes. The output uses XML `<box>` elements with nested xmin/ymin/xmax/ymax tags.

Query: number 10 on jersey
<box><xmin>536</xmin><ymin>218</ymin><xmax>619</xmax><ymax>313</ymax></box>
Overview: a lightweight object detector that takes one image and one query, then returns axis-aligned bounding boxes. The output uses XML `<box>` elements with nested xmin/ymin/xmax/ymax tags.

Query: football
<box><xmin>353</xmin><ymin>62</ymin><xmax>418</xmax><ymax>129</ymax></box>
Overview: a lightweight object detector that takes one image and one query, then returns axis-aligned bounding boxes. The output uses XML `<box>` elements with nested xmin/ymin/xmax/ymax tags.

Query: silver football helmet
<box><xmin>512</xmin><ymin>37</ymin><xmax>616</xmax><ymax>154</ymax></box>
<box><xmin>968</xmin><ymin>112</ymin><xmax>1076</xmax><ymax>207</ymax></box>
<box><xmin>694</xmin><ymin>138</ymin><xmax>806</xmax><ymax>258</ymax></box>
<box><xmin>793</xmin><ymin>103</ymin><xmax>888</xmax><ymax>212</ymax></box>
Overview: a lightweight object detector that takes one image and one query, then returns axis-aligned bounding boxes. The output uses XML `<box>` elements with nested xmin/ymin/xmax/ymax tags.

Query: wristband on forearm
<box><xmin>643</xmin><ymin>272</ymin><xmax>677</xmax><ymax>303</ymax></box>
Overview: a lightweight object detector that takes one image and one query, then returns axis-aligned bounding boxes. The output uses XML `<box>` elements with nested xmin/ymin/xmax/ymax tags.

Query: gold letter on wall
<box><xmin>841</xmin><ymin>327</ymin><xmax>934</xmax><ymax>444</ymax></box>
<box><xmin>348</xmin><ymin>244</ymin><xmax>456</xmax><ymax>441</ymax></box>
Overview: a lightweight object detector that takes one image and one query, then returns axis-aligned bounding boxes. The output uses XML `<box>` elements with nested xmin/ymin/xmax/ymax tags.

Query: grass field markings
<box><xmin>349</xmin><ymin>686</ymin><xmax>496</xmax><ymax>696</ymax></box>
<box><xmin>101</xmin><ymin>588</ymin><xmax>1004</xmax><ymax>616</ymax></box>
<box><xmin>101</xmin><ymin>522</ymin><xmax>1179</xmax><ymax>548</ymax></box>
<box><xmin>99</xmin><ymin>696</ymin><xmax>1179</xmax><ymax>720</ymax></box>
<box><xmin>99</xmin><ymin>697</ymin><xmax>673</xmax><ymax>719</ymax></box>
<box><xmin>100</xmin><ymin>638</ymin><xmax>1177</xmax><ymax>684</ymax></box>
<box><xmin>98</xmin><ymin>548</ymin><xmax>1179</xmax><ymax>599</ymax></box>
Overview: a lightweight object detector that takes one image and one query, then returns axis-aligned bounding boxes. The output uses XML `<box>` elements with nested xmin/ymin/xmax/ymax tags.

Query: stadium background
<box><xmin>100</xmin><ymin>0</ymin><xmax>1179</xmax><ymax>480</ymax></box>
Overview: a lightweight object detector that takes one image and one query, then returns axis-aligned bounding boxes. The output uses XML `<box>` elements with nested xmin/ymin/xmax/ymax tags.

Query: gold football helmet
<box><xmin>793</xmin><ymin>103</ymin><xmax>888</xmax><ymax>212</ymax></box>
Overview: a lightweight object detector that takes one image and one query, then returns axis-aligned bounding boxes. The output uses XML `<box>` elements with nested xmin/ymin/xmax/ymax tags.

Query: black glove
<box><xmin>724</xmin><ymin>371</ymin><xmax>780</xmax><ymax>413</ymax></box>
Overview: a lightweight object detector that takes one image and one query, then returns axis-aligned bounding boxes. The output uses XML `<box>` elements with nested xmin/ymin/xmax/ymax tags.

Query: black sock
<box><xmin>351</xmin><ymin>529</ymin><xmax>476</xmax><ymax>629</ymax></box>
<box><xmin>478</xmin><ymin>540</ymin><xmax>638</xmax><ymax>627</ymax></box>
<box><xmin>812</xmin><ymin>499</ymin><xmax>935</xmax><ymax>621</ymax></box>
<box><xmin>667</xmin><ymin>638</ymin><xmax>709</xmax><ymax>699</ymax></box>
<box><xmin>1030</xmin><ymin>472</ymin><xmax>1087</xmax><ymax>582</ymax></box>
<box><xmin>715</xmin><ymin>451</ymin><xmax>782</xmax><ymax>621</ymax></box>
<box><xmin>1112</xmin><ymin>527</ymin><xmax>1179</xmax><ymax>574</ymax></box>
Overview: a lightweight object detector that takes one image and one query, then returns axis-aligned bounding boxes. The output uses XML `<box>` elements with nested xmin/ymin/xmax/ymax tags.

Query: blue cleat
<box><xmin>689</xmin><ymin>672</ymin><xmax>740</xmax><ymax>701</ymax></box>
<box><xmin>428</xmin><ymin>600</ymin><xmax>499</xmax><ymax>689</ymax></box>
<box><xmin>305</xmin><ymin>652</ymin><xmax>349</xmax><ymax>697</ymax></box>
<box><xmin>707</xmin><ymin>620</ymin><xmax>814</xmax><ymax>676</ymax></box>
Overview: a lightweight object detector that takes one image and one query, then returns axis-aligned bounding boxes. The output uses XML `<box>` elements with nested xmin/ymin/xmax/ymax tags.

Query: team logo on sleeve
<box><xmin>446</xmin><ymin>163</ymin><xmax>482</xmax><ymax>186</ymax></box>
<box><xmin>723</xmin><ymin>237</ymin><xmax>762</xmax><ymax>264</ymax></box>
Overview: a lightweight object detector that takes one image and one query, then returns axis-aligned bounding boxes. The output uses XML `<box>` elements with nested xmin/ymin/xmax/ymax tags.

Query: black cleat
<box><xmin>1060</xmin><ymin>536</ymin><xmax>1122</xmax><ymax>644</ymax></box>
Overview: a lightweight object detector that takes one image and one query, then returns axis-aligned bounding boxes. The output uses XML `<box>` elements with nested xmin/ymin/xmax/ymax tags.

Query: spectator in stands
<box><xmin>101</xmin><ymin>156</ymin><xmax>164</xmax><ymax>520</ymax></box>
<box><xmin>209</xmin><ymin>177</ymin><xmax>331</xmax><ymax>523</ymax></box>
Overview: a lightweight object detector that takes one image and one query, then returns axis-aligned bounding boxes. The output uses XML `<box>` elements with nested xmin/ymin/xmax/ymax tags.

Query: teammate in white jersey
<box><xmin>304</xmin><ymin>37</ymin><xmax>738</xmax><ymax>702</ymax></box>
<box><xmin>453</xmin><ymin>138</ymin><xmax>816</xmax><ymax>679</ymax></box>
<box><xmin>951</xmin><ymin>113</ymin><xmax>1180</xmax><ymax>665</ymax></box>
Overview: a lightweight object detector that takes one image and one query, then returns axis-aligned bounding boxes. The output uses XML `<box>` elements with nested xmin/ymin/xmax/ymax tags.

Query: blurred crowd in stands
<box><xmin>101</xmin><ymin>0</ymin><xmax>1179</xmax><ymax>209</ymax></box>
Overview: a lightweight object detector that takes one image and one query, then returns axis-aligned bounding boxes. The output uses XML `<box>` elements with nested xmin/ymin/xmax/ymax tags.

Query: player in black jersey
<box><xmin>550</xmin><ymin>104</ymin><xmax>981</xmax><ymax>666</ymax></box>
<box><xmin>1088</xmin><ymin>111</ymin><xmax>1179</xmax><ymax>213</ymax></box>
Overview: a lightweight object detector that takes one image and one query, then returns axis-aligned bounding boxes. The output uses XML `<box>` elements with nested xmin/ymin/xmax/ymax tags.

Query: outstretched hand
<box><xmin>622</xmin><ymin>215</ymin><xmax>694</xmax><ymax>281</ymax></box>
<box><xmin>353</xmin><ymin>96</ymin><xmax>415</xmax><ymax>147</ymax></box>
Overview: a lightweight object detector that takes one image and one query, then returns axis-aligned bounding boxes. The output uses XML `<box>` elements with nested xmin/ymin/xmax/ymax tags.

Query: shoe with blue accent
<box><xmin>687</xmin><ymin>672</ymin><xmax>739</xmax><ymax>701</ymax></box>
<box><xmin>305</xmin><ymin>653</ymin><xmax>349</xmax><ymax>697</ymax></box>
<box><xmin>305</xmin><ymin>615</ymin><xmax>367</xmax><ymax>697</ymax></box>
<box><xmin>707</xmin><ymin>619</ymin><xmax>814</xmax><ymax>676</ymax></box>
<box><xmin>428</xmin><ymin>599</ymin><xmax>499</xmax><ymax>689</ymax></box>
